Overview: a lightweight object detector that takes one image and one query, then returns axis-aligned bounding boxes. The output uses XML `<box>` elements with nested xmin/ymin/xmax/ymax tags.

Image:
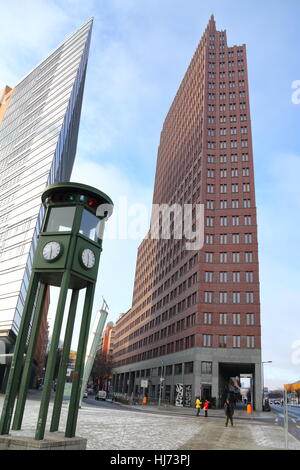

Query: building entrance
<box><xmin>218</xmin><ymin>363</ymin><xmax>256</xmax><ymax>409</ymax></box>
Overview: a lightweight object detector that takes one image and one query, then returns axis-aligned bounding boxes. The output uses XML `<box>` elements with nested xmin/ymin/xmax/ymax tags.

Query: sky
<box><xmin>0</xmin><ymin>0</ymin><xmax>299</xmax><ymax>389</ymax></box>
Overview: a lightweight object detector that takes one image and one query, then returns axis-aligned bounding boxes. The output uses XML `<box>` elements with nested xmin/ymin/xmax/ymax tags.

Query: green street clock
<box><xmin>0</xmin><ymin>182</ymin><xmax>113</xmax><ymax>442</ymax></box>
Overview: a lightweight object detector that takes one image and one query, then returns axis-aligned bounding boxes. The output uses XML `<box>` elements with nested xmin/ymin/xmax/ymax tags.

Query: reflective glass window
<box><xmin>79</xmin><ymin>209</ymin><xmax>100</xmax><ymax>242</ymax></box>
<box><xmin>45</xmin><ymin>206</ymin><xmax>76</xmax><ymax>232</ymax></box>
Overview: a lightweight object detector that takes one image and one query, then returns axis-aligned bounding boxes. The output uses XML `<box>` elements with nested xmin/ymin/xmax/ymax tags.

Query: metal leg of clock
<box><xmin>50</xmin><ymin>289</ymin><xmax>79</xmax><ymax>432</ymax></box>
<box><xmin>0</xmin><ymin>274</ymin><xmax>40</xmax><ymax>435</ymax></box>
<box><xmin>65</xmin><ymin>282</ymin><xmax>96</xmax><ymax>438</ymax></box>
<box><xmin>12</xmin><ymin>283</ymin><xmax>48</xmax><ymax>430</ymax></box>
<box><xmin>35</xmin><ymin>271</ymin><xmax>71</xmax><ymax>440</ymax></box>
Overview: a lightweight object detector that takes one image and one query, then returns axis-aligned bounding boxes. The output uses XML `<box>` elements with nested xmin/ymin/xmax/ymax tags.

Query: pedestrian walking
<box><xmin>195</xmin><ymin>397</ymin><xmax>202</xmax><ymax>416</ymax></box>
<box><xmin>224</xmin><ymin>399</ymin><xmax>234</xmax><ymax>427</ymax></box>
<box><xmin>203</xmin><ymin>399</ymin><xmax>209</xmax><ymax>417</ymax></box>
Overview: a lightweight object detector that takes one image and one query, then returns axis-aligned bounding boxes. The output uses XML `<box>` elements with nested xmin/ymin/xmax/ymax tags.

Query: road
<box><xmin>270</xmin><ymin>404</ymin><xmax>300</xmax><ymax>444</ymax></box>
<box><xmin>82</xmin><ymin>395</ymin><xmax>124</xmax><ymax>410</ymax></box>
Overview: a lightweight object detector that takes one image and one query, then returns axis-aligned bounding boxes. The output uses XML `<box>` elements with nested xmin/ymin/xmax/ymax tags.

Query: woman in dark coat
<box><xmin>224</xmin><ymin>399</ymin><xmax>234</xmax><ymax>427</ymax></box>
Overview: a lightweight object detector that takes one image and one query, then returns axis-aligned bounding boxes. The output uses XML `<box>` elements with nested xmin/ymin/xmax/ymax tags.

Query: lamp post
<box><xmin>261</xmin><ymin>361</ymin><xmax>272</xmax><ymax>409</ymax></box>
<box><xmin>262</xmin><ymin>361</ymin><xmax>272</xmax><ymax>395</ymax></box>
<box><xmin>158</xmin><ymin>360</ymin><xmax>164</xmax><ymax>407</ymax></box>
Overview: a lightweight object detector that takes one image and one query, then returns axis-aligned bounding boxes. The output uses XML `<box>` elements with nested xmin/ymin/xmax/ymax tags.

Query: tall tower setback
<box><xmin>112</xmin><ymin>16</ymin><xmax>262</xmax><ymax>409</ymax></box>
<box><xmin>0</xmin><ymin>19</ymin><xmax>93</xmax><ymax>387</ymax></box>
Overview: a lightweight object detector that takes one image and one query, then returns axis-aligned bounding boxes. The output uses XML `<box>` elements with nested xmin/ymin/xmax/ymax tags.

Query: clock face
<box><xmin>81</xmin><ymin>248</ymin><xmax>95</xmax><ymax>269</ymax></box>
<box><xmin>42</xmin><ymin>241</ymin><xmax>61</xmax><ymax>261</ymax></box>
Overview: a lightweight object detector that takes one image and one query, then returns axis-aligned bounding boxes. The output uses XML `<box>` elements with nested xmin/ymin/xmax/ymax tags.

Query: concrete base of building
<box><xmin>0</xmin><ymin>430</ymin><xmax>87</xmax><ymax>450</ymax></box>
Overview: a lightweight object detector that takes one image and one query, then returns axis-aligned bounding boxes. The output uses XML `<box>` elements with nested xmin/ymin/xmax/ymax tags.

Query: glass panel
<box><xmin>45</xmin><ymin>206</ymin><xmax>76</xmax><ymax>232</ymax></box>
<box><xmin>79</xmin><ymin>209</ymin><xmax>100</xmax><ymax>242</ymax></box>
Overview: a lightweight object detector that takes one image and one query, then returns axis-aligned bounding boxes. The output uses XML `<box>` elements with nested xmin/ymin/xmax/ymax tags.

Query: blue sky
<box><xmin>1</xmin><ymin>0</ymin><xmax>300</xmax><ymax>389</ymax></box>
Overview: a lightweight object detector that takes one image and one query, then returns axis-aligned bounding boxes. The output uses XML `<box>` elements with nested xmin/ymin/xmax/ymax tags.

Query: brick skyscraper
<box><xmin>112</xmin><ymin>16</ymin><xmax>262</xmax><ymax>409</ymax></box>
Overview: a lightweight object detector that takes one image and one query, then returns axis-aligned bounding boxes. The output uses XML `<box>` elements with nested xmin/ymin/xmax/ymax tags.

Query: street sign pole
<box><xmin>284</xmin><ymin>388</ymin><xmax>289</xmax><ymax>449</ymax></box>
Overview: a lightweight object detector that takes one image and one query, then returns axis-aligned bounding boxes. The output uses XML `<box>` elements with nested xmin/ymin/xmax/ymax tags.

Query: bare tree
<box><xmin>91</xmin><ymin>351</ymin><xmax>113</xmax><ymax>390</ymax></box>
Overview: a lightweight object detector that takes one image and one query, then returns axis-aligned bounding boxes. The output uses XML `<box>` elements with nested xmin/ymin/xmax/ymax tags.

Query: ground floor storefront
<box><xmin>112</xmin><ymin>347</ymin><xmax>262</xmax><ymax>410</ymax></box>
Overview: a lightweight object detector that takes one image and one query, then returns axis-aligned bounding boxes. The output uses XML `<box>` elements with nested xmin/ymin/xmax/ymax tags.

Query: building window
<box><xmin>232</xmin><ymin>313</ymin><xmax>241</xmax><ymax>325</ymax></box>
<box><xmin>220</xmin><ymin>234</ymin><xmax>228</xmax><ymax>244</ymax></box>
<box><xmin>219</xmin><ymin>313</ymin><xmax>228</xmax><ymax>325</ymax></box>
<box><xmin>246</xmin><ymin>313</ymin><xmax>255</xmax><ymax>325</ymax></box>
<box><xmin>232</xmin><ymin>199</ymin><xmax>239</xmax><ymax>209</ymax></box>
<box><xmin>203</xmin><ymin>335</ymin><xmax>212</xmax><ymax>347</ymax></box>
<box><xmin>205</xmin><ymin>234</ymin><xmax>214</xmax><ymax>245</ymax></box>
<box><xmin>205</xmin><ymin>272</ymin><xmax>213</xmax><ymax>283</ymax></box>
<box><xmin>220</xmin><ymin>292</ymin><xmax>228</xmax><ymax>304</ymax></box>
<box><xmin>219</xmin><ymin>272</ymin><xmax>228</xmax><ymax>283</ymax></box>
<box><xmin>174</xmin><ymin>363</ymin><xmax>182</xmax><ymax>375</ymax></box>
<box><xmin>232</xmin><ymin>233</ymin><xmax>240</xmax><ymax>244</ymax></box>
<box><xmin>232</xmin><ymin>292</ymin><xmax>241</xmax><ymax>304</ymax></box>
<box><xmin>219</xmin><ymin>335</ymin><xmax>227</xmax><ymax>348</ymax></box>
<box><xmin>232</xmin><ymin>271</ymin><xmax>240</xmax><ymax>283</ymax></box>
<box><xmin>220</xmin><ymin>252</ymin><xmax>228</xmax><ymax>263</ymax></box>
<box><xmin>247</xmin><ymin>336</ymin><xmax>255</xmax><ymax>348</ymax></box>
<box><xmin>220</xmin><ymin>216</ymin><xmax>228</xmax><ymax>226</ymax></box>
<box><xmin>246</xmin><ymin>272</ymin><xmax>254</xmax><ymax>283</ymax></box>
<box><xmin>246</xmin><ymin>292</ymin><xmax>254</xmax><ymax>304</ymax></box>
<box><xmin>205</xmin><ymin>252</ymin><xmax>213</xmax><ymax>263</ymax></box>
<box><xmin>184</xmin><ymin>362</ymin><xmax>194</xmax><ymax>374</ymax></box>
<box><xmin>201</xmin><ymin>362</ymin><xmax>212</xmax><ymax>374</ymax></box>
<box><xmin>204</xmin><ymin>312</ymin><xmax>212</xmax><ymax>325</ymax></box>
<box><xmin>232</xmin><ymin>252</ymin><xmax>240</xmax><ymax>263</ymax></box>
<box><xmin>233</xmin><ymin>336</ymin><xmax>241</xmax><ymax>348</ymax></box>
<box><xmin>204</xmin><ymin>292</ymin><xmax>213</xmax><ymax>303</ymax></box>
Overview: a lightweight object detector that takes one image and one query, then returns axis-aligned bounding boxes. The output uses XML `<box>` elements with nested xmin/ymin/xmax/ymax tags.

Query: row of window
<box><xmin>208</xmin><ymin>127</ymin><xmax>248</xmax><ymax>136</ymax></box>
<box><xmin>204</xmin><ymin>271</ymin><xmax>254</xmax><ymax>283</ymax></box>
<box><xmin>204</xmin><ymin>312</ymin><xmax>255</xmax><ymax>325</ymax></box>
<box><xmin>205</xmin><ymin>233</ymin><xmax>253</xmax><ymax>245</ymax></box>
<box><xmin>206</xmin><ymin>215</ymin><xmax>254</xmax><ymax>227</ymax></box>
<box><xmin>208</xmin><ymin>168</ymin><xmax>250</xmax><ymax>177</ymax></box>
<box><xmin>203</xmin><ymin>334</ymin><xmax>255</xmax><ymax>348</ymax></box>
<box><xmin>208</xmin><ymin>91</ymin><xmax>246</xmax><ymax>99</ymax></box>
<box><xmin>204</xmin><ymin>291</ymin><xmax>255</xmax><ymax>304</ymax></box>
<box><xmin>205</xmin><ymin>251</ymin><xmax>254</xmax><ymax>263</ymax></box>
<box><xmin>208</xmin><ymin>103</ymin><xmax>246</xmax><ymax>112</ymax></box>
<box><xmin>114</xmin><ymin>335</ymin><xmax>196</xmax><ymax>365</ymax></box>
<box><xmin>207</xmin><ymin>153</ymin><xmax>249</xmax><ymax>163</ymax></box>
<box><xmin>208</xmin><ymin>140</ymin><xmax>249</xmax><ymax>149</ymax></box>
<box><xmin>207</xmin><ymin>183</ymin><xmax>251</xmax><ymax>193</ymax></box>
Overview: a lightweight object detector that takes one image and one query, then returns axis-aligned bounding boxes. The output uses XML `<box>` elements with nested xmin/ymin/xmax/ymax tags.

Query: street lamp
<box><xmin>262</xmin><ymin>361</ymin><xmax>272</xmax><ymax>407</ymax></box>
<box><xmin>158</xmin><ymin>361</ymin><xmax>164</xmax><ymax>407</ymax></box>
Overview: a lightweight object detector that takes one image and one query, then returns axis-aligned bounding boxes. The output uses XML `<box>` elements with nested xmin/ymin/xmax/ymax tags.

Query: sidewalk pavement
<box><xmin>121</xmin><ymin>402</ymin><xmax>276</xmax><ymax>421</ymax></box>
<box><xmin>177</xmin><ymin>417</ymin><xmax>300</xmax><ymax>450</ymax></box>
<box><xmin>1</xmin><ymin>395</ymin><xmax>300</xmax><ymax>450</ymax></box>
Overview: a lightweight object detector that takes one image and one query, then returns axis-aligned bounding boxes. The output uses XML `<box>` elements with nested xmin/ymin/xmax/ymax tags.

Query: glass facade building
<box><xmin>0</xmin><ymin>19</ymin><xmax>93</xmax><ymax>384</ymax></box>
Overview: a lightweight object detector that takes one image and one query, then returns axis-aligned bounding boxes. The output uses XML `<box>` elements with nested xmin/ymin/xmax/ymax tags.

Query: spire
<box><xmin>208</xmin><ymin>14</ymin><xmax>216</xmax><ymax>30</ymax></box>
